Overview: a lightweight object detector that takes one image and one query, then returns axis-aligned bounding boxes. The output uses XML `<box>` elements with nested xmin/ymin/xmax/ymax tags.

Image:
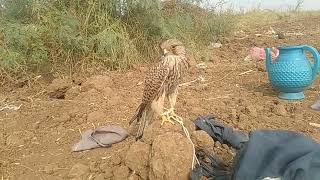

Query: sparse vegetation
<box><xmin>0</xmin><ymin>0</ymin><xmax>236</xmax><ymax>84</ymax></box>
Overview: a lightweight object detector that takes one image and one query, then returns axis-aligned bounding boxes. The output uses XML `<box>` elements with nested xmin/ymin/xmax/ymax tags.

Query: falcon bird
<box><xmin>129</xmin><ymin>39</ymin><xmax>189</xmax><ymax>140</ymax></box>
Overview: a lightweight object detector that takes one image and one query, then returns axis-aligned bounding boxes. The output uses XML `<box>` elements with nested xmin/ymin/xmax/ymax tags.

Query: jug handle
<box><xmin>303</xmin><ymin>45</ymin><xmax>320</xmax><ymax>81</ymax></box>
<box><xmin>265</xmin><ymin>48</ymin><xmax>272</xmax><ymax>71</ymax></box>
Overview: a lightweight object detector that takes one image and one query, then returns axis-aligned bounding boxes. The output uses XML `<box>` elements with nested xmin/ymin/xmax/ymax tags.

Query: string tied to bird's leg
<box><xmin>160</xmin><ymin>109</ymin><xmax>176</xmax><ymax>126</ymax></box>
<box><xmin>162</xmin><ymin>108</ymin><xmax>200</xmax><ymax>169</ymax></box>
<box><xmin>162</xmin><ymin>107</ymin><xmax>182</xmax><ymax>124</ymax></box>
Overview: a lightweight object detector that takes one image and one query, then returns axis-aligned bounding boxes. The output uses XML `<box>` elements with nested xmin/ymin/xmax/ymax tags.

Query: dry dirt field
<box><xmin>1</xmin><ymin>14</ymin><xmax>320</xmax><ymax>180</ymax></box>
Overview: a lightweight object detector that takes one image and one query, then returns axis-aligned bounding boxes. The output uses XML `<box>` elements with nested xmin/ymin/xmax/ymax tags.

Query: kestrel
<box><xmin>129</xmin><ymin>39</ymin><xmax>189</xmax><ymax>140</ymax></box>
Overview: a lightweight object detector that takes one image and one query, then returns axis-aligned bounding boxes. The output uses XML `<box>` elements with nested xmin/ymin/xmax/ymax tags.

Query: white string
<box><xmin>163</xmin><ymin>108</ymin><xmax>200</xmax><ymax>169</ymax></box>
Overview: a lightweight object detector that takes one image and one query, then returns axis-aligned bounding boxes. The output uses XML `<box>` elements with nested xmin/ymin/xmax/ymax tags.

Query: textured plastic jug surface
<box><xmin>265</xmin><ymin>45</ymin><xmax>320</xmax><ymax>100</ymax></box>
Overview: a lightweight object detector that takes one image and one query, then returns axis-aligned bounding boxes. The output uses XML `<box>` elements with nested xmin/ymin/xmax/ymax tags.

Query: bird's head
<box><xmin>160</xmin><ymin>38</ymin><xmax>190</xmax><ymax>68</ymax></box>
<box><xmin>160</xmin><ymin>39</ymin><xmax>186</xmax><ymax>56</ymax></box>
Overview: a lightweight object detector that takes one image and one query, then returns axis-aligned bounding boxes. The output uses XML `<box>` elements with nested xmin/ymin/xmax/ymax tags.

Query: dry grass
<box><xmin>0</xmin><ymin>0</ymin><xmax>237</xmax><ymax>86</ymax></box>
<box><xmin>1</xmin><ymin>0</ymin><xmax>319</xmax><ymax>86</ymax></box>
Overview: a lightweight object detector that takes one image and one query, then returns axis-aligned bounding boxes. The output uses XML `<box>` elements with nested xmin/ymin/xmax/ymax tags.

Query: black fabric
<box><xmin>190</xmin><ymin>115</ymin><xmax>320</xmax><ymax>180</ymax></box>
<box><xmin>190</xmin><ymin>149</ymin><xmax>231</xmax><ymax>180</ymax></box>
<box><xmin>193</xmin><ymin>115</ymin><xmax>248</xmax><ymax>149</ymax></box>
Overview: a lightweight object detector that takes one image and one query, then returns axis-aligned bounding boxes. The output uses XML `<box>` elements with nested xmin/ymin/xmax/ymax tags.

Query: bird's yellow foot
<box><xmin>161</xmin><ymin>114</ymin><xmax>175</xmax><ymax>126</ymax></box>
<box><xmin>166</xmin><ymin>108</ymin><xmax>183</xmax><ymax>124</ymax></box>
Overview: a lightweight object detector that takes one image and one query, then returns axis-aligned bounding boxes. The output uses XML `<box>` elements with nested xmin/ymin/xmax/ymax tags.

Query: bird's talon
<box><xmin>161</xmin><ymin>114</ymin><xmax>175</xmax><ymax>126</ymax></box>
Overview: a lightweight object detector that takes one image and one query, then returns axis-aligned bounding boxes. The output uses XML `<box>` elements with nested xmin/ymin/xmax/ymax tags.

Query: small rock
<box><xmin>94</xmin><ymin>174</ymin><xmax>105</xmax><ymax>180</ymax></box>
<box><xmin>211</xmin><ymin>42</ymin><xmax>222</xmax><ymax>48</ymax></box>
<box><xmin>230</xmin><ymin>109</ymin><xmax>238</xmax><ymax>119</ymax></box>
<box><xmin>68</xmin><ymin>109</ymin><xmax>78</xmax><ymax>118</ymax></box>
<box><xmin>87</xmin><ymin>110</ymin><xmax>106</xmax><ymax>122</ymax></box>
<box><xmin>181</xmin><ymin>118</ymin><xmax>197</xmax><ymax>133</ymax></box>
<box><xmin>47</xmin><ymin>78</ymin><xmax>70</xmax><ymax>99</ymax></box>
<box><xmin>239</xmin><ymin>113</ymin><xmax>249</xmax><ymax>121</ymax></box>
<box><xmin>6</xmin><ymin>134</ymin><xmax>24</xmax><ymax>146</ymax></box>
<box><xmin>215</xmin><ymin>141</ymin><xmax>222</xmax><ymax>148</ymax></box>
<box><xmin>113</xmin><ymin>165</ymin><xmax>130</xmax><ymax>180</ymax></box>
<box><xmin>192</xmin><ymin>131</ymin><xmax>214</xmax><ymax>151</ymax></box>
<box><xmin>82</xmin><ymin>75</ymin><xmax>114</xmax><ymax>92</ymax></box>
<box><xmin>57</xmin><ymin>113</ymin><xmax>71</xmax><ymax>123</ymax></box>
<box><xmin>125</xmin><ymin>141</ymin><xmax>151</xmax><ymax>179</ymax></box>
<box><xmin>111</xmin><ymin>155</ymin><xmax>122</xmax><ymax>166</ymax></box>
<box><xmin>89</xmin><ymin>161</ymin><xmax>100</xmax><ymax>172</ymax></box>
<box><xmin>245</xmin><ymin>105</ymin><xmax>257</xmax><ymax>117</ymax></box>
<box><xmin>76</xmin><ymin>118</ymin><xmax>85</xmax><ymax>125</ymax></box>
<box><xmin>33</xmin><ymin>121</ymin><xmax>40</xmax><ymax>130</ymax></box>
<box><xmin>237</xmin><ymin>98</ymin><xmax>249</xmax><ymax>106</ymax></box>
<box><xmin>215</xmin><ymin>148</ymin><xmax>223</xmax><ymax>154</ymax></box>
<box><xmin>237</xmin><ymin>123</ymin><xmax>246</xmax><ymax>130</ymax></box>
<box><xmin>203</xmin><ymin>157</ymin><xmax>211</xmax><ymax>163</ymax></box>
<box><xmin>272</xmin><ymin>104</ymin><xmax>287</xmax><ymax>116</ymax></box>
<box><xmin>277</xmin><ymin>32</ymin><xmax>285</xmax><ymax>39</ymax></box>
<box><xmin>43</xmin><ymin>164</ymin><xmax>58</xmax><ymax>175</ymax></box>
<box><xmin>68</xmin><ymin>163</ymin><xmax>89</xmax><ymax>178</ymax></box>
<box><xmin>104</xmin><ymin>168</ymin><xmax>113</xmax><ymax>178</ymax></box>
<box><xmin>65</xmin><ymin>86</ymin><xmax>81</xmax><ymax>99</ymax></box>
<box><xmin>128</xmin><ymin>173</ymin><xmax>141</xmax><ymax>180</ymax></box>
<box><xmin>102</xmin><ymin>87</ymin><xmax>114</xmax><ymax>98</ymax></box>
<box><xmin>256</xmin><ymin>62</ymin><xmax>266</xmax><ymax>72</ymax></box>
<box><xmin>222</xmin><ymin>144</ymin><xmax>230</xmax><ymax>150</ymax></box>
<box><xmin>200</xmin><ymin>176</ymin><xmax>208</xmax><ymax>180</ymax></box>
<box><xmin>222</xmin><ymin>147</ymin><xmax>228</xmax><ymax>153</ymax></box>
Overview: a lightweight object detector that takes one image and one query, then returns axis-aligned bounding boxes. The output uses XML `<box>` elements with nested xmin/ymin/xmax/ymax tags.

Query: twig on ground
<box><xmin>0</xmin><ymin>97</ymin><xmax>8</xmax><ymax>103</ymax></box>
<box><xmin>238</xmin><ymin>69</ymin><xmax>254</xmax><ymax>76</ymax></box>
<box><xmin>203</xmin><ymin>95</ymin><xmax>231</xmax><ymax>101</ymax></box>
<box><xmin>30</xmin><ymin>90</ymin><xmax>47</xmax><ymax>98</ymax></box>
<box><xmin>0</xmin><ymin>104</ymin><xmax>22</xmax><ymax>111</ymax></box>
<box><xmin>196</xmin><ymin>63</ymin><xmax>207</xmax><ymax>69</ymax></box>
<box><xmin>179</xmin><ymin>76</ymin><xmax>205</xmax><ymax>87</ymax></box>
<box><xmin>309</xmin><ymin>122</ymin><xmax>320</xmax><ymax>128</ymax></box>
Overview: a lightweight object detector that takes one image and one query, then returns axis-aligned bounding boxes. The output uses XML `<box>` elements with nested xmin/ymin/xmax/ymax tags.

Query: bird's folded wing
<box><xmin>141</xmin><ymin>62</ymin><xmax>169</xmax><ymax>103</ymax></box>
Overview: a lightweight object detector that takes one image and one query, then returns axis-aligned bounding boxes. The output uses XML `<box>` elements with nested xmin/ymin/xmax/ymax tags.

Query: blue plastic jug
<box><xmin>265</xmin><ymin>45</ymin><xmax>320</xmax><ymax>100</ymax></box>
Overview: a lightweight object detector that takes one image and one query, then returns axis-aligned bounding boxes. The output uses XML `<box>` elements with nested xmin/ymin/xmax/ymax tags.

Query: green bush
<box><xmin>0</xmin><ymin>0</ymin><xmax>236</xmax><ymax>83</ymax></box>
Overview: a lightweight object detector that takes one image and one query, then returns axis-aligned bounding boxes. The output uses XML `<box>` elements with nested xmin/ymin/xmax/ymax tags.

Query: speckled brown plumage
<box><xmin>129</xmin><ymin>39</ymin><xmax>189</xmax><ymax>140</ymax></box>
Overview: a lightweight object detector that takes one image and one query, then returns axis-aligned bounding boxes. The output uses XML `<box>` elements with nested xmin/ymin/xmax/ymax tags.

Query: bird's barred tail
<box><xmin>129</xmin><ymin>103</ymin><xmax>147</xmax><ymax>125</ymax></box>
<box><xmin>129</xmin><ymin>103</ymin><xmax>153</xmax><ymax>140</ymax></box>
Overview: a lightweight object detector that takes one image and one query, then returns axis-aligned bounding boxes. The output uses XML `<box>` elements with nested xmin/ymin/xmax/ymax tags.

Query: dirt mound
<box><xmin>125</xmin><ymin>120</ymin><xmax>195</xmax><ymax>180</ymax></box>
<box><xmin>47</xmin><ymin>78</ymin><xmax>72</xmax><ymax>99</ymax></box>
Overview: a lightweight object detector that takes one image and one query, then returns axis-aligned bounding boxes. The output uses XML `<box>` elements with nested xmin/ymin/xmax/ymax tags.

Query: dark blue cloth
<box><xmin>233</xmin><ymin>130</ymin><xmax>320</xmax><ymax>180</ymax></box>
<box><xmin>190</xmin><ymin>115</ymin><xmax>320</xmax><ymax>180</ymax></box>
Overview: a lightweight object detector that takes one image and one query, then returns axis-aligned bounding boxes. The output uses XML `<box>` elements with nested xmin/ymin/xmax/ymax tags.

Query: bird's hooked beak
<box><xmin>163</xmin><ymin>48</ymin><xmax>169</xmax><ymax>55</ymax></box>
